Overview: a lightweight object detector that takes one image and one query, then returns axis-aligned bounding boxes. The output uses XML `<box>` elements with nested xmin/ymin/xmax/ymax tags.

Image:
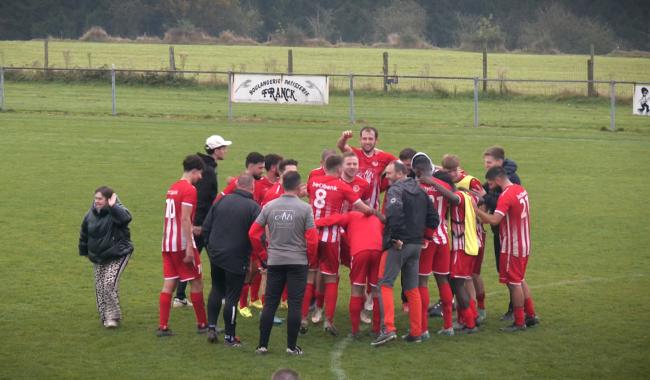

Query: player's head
<box><xmin>642</xmin><ymin>87</ymin><xmax>648</xmax><ymax>95</ymax></box>
<box><xmin>236</xmin><ymin>173</ymin><xmax>255</xmax><ymax>193</ymax></box>
<box><xmin>245</xmin><ymin>152</ymin><xmax>265</xmax><ymax>180</ymax></box>
<box><xmin>359</xmin><ymin>126</ymin><xmax>378</xmax><ymax>153</ymax></box>
<box><xmin>385</xmin><ymin>160</ymin><xmax>408</xmax><ymax>184</ymax></box>
<box><xmin>320</xmin><ymin>148</ymin><xmax>337</xmax><ymax>165</ymax></box>
<box><xmin>483</xmin><ymin>146</ymin><xmax>505</xmax><ymax>170</ymax></box>
<box><xmin>271</xmin><ymin>368</ymin><xmax>300</xmax><ymax>380</ymax></box>
<box><xmin>93</xmin><ymin>185</ymin><xmax>114</xmax><ymax>209</ymax></box>
<box><xmin>342</xmin><ymin>151</ymin><xmax>359</xmax><ymax>178</ymax></box>
<box><xmin>204</xmin><ymin>135</ymin><xmax>232</xmax><ymax>160</ymax></box>
<box><xmin>411</xmin><ymin>152</ymin><xmax>433</xmax><ymax>179</ymax></box>
<box><xmin>282</xmin><ymin>171</ymin><xmax>301</xmax><ymax>193</ymax></box>
<box><xmin>399</xmin><ymin>148</ymin><xmax>417</xmax><ymax>174</ymax></box>
<box><xmin>324</xmin><ymin>155</ymin><xmax>344</xmax><ymax>176</ymax></box>
<box><xmin>183</xmin><ymin>154</ymin><xmax>205</xmax><ymax>184</ymax></box>
<box><xmin>440</xmin><ymin>154</ymin><xmax>461</xmax><ymax>182</ymax></box>
<box><xmin>265</xmin><ymin>153</ymin><xmax>284</xmax><ymax>176</ymax></box>
<box><xmin>278</xmin><ymin>159</ymin><xmax>299</xmax><ymax>177</ymax></box>
<box><xmin>485</xmin><ymin>166</ymin><xmax>509</xmax><ymax>190</ymax></box>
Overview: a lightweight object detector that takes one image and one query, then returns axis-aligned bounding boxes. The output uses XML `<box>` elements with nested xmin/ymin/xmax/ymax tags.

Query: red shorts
<box><xmin>472</xmin><ymin>243</ymin><xmax>485</xmax><ymax>275</ymax></box>
<box><xmin>318</xmin><ymin>241</ymin><xmax>340</xmax><ymax>275</ymax></box>
<box><xmin>162</xmin><ymin>248</ymin><xmax>202</xmax><ymax>282</ymax></box>
<box><xmin>339</xmin><ymin>231</ymin><xmax>351</xmax><ymax>268</ymax></box>
<box><xmin>420</xmin><ymin>241</ymin><xmax>451</xmax><ymax>276</ymax></box>
<box><xmin>350</xmin><ymin>249</ymin><xmax>381</xmax><ymax>287</ymax></box>
<box><xmin>499</xmin><ymin>252</ymin><xmax>528</xmax><ymax>285</ymax></box>
<box><xmin>450</xmin><ymin>250</ymin><xmax>475</xmax><ymax>279</ymax></box>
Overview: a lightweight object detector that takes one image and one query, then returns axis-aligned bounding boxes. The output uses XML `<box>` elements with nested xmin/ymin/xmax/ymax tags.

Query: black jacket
<box><xmin>79</xmin><ymin>200</ymin><xmax>134</xmax><ymax>264</ymax></box>
<box><xmin>194</xmin><ymin>152</ymin><xmax>218</xmax><ymax>227</ymax></box>
<box><xmin>202</xmin><ymin>189</ymin><xmax>261</xmax><ymax>274</ymax></box>
<box><xmin>482</xmin><ymin>158</ymin><xmax>522</xmax><ymax>212</ymax></box>
<box><xmin>482</xmin><ymin>158</ymin><xmax>522</xmax><ymax>234</ymax></box>
<box><xmin>383</xmin><ymin>177</ymin><xmax>439</xmax><ymax>249</ymax></box>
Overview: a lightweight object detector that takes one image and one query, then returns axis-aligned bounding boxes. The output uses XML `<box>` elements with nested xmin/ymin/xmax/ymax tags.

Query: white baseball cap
<box><xmin>205</xmin><ymin>135</ymin><xmax>232</xmax><ymax>150</ymax></box>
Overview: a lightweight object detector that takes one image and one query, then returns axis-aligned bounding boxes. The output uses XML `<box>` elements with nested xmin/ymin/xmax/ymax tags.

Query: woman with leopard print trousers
<box><xmin>79</xmin><ymin>186</ymin><xmax>134</xmax><ymax>328</ymax></box>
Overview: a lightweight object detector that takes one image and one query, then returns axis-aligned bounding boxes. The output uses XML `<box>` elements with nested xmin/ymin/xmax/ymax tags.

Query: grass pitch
<box><xmin>0</xmin><ymin>84</ymin><xmax>649</xmax><ymax>379</ymax></box>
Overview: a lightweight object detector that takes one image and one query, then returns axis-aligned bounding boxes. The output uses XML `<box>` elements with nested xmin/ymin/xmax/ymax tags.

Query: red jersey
<box><xmin>162</xmin><ymin>179</ymin><xmax>197</xmax><ymax>252</ymax></box>
<box><xmin>216</xmin><ymin>176</ymin><xmax>237</xmax><ymax>202</ymax></box>
<box><xmin>261</xmin><ymin>182</ymin><xmax>284</xmax><ymax>207</ymax></box>
<box><xmin>308</xmin><ymin>166</ymin><xmax>326</xmax><ymax>181</ymax></box>
<box><xmin>495</xmin><ymin>184</ymin><xmax>531</xmax><ymax>258</ymax></box>
<box><xmin>315</xmin><ymin>211</ymin><xmax>383</xmax><ymax>255</ymax></box>
<box><xmin>449</xmin><ymin>191</ymin><xmax>483</xmax><ymax>252</ymax></box>
<box><xmin>351</xmin><ymin>147</ymin><xmax>396</xmax><ymax>210</ymax></box>
<box><xmin>419</xmin><ymin>178</ymin><xmax>451</xmax><ymax>245</ymax></box>
<box><xmin>254</xmin><ymin>176</ymin><xmax>276</xmax><ymax>204</ymax></box>
<box><xmin>308</xmin><ymin>174</ymin><xmax>360</xmax><ymax>243</ymax></box>
<box><xmin>341</xmin><ymin>175</ymin><xmax>371</xmax><ymax>212</ymax></box>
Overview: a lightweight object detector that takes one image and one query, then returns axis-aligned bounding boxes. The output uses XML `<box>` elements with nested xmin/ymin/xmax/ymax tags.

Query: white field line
<box><xmin>329</xmin><ymin>273</ymin><xmax>647</xmax><ymax>380</ymax></box>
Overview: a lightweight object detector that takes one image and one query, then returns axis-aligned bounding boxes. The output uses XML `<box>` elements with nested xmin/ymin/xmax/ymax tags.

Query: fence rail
<box><xmin>0</xmin><ymin>66</ymin><xmax>645</xmax><ymax>131</ymax></box>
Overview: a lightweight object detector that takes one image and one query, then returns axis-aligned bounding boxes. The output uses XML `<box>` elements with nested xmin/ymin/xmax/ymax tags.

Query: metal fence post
<box><xmin>610</xmin><ymin>81</ymin><xmax>616</xmax><ymax>131</ymax></box>
<box><xmin>0</xmin><ymin>67</ymin><xmax>5</xmax><ymax>111</ymax></box>
<box><xmin>111</xmin><ymin>64</ymin><xmax>117</xmax><ymax>116</ymax></box>
<box><xmin>228</xmin><ymin>71</ymin><xmax>233</xmax><ymax>121</ymax></box>
<box><xmin>349</xmin><ymin>74</ymin><xmax>355</xmax><ymax>124</ymax></box>
<box><xmin>473</xmin><ymin>77</ymin><xmax>479</xmax><ymax>128</ymax></box>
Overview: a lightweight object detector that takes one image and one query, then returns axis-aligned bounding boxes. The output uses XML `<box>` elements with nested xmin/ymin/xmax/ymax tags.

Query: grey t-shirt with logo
<box><xmin>255</xmin><ymin>194</ymin><xmax>314</xmax><ymax>266</ymax></box>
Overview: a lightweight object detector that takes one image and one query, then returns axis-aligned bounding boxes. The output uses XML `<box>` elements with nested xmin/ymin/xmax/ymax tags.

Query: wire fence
<box><xmin>0</xmin><ymin>66</ymin><xmax>646</xmax><ymax>132</ymax></box>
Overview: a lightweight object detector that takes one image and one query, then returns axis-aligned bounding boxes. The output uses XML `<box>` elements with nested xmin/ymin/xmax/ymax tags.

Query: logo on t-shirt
<box><xmin>372</xmin><ymin>161</ymin><xmax>379</xmax><ymax>167</ymax></box>
<box><xmin>273</xmin><ymin>210</ymin><xmax>295</xmax><ymax>228</ymax></box>
<box><xmin>353</xmin><ymin>185</ymin><xmax>360</xmax><ymax>193</ymax></box>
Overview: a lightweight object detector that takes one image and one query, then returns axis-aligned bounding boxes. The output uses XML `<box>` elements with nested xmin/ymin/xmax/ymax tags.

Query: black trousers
<box><xmin>259</xmin><ymin>264</ymin><xmax>307</xmax><ymax>350</ymax></box>
<box><xmin>207</xmin><ymin>263</ymin><xmax>245</xmax><ymax>337</ymax></box>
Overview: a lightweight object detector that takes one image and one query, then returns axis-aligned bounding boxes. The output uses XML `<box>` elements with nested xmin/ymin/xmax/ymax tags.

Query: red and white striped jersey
<box><xmin>162</xmin><ymin>179</ymin><xmax>197</xmax><ymax>252</ymax></box>
<box><xmin>308</xmin><ymin>174</ymin><xmax>360</xmax><ymax>243</ymax></box>
<box><xmin>419</xmin><ymin>178</ymin><xmax>451</xmax><ymax>245</ymax></box>
<box><xmin>341</xmin><ymin>175</ymin><xmax>371</xmax><ymax>213</ymax></box>
<box><xmin>449</xmin><ymin>191</ymin><xmax>483</xmax><ymax>252</ymax></box>
<box><xmin>308</xmin><ymin>166</ymin><xmax>326</xmax><ymax>181</ymax></box>
<box><xmin>351</xmin><ymin>147</ymin><xmax>396</xmax><ymax>210</ymax></box>
<box><xmin>495</xmin><ymin>184</ymin><xmax>531</xmax><ymax>257</ymax></box>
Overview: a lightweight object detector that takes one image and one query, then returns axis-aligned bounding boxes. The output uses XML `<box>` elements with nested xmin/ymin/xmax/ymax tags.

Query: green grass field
<box><xmin>0</xmin><ymin>79</ymin><xmax>649</xmax><ymax>379</ymax></box>
<box><xmin>1</xmin><ymin>40</ymin><xmax>649</xmax><ymax>97</ymax></box>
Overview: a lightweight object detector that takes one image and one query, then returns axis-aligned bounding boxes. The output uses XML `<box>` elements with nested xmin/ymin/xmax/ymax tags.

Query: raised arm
<box><xmin>473</xmin><ymin>201</ymin><xmax>503</xmax><ymax>225</ymax></box>
<box><xmin>336</xmin><ymin>130</ymin><xmax>354</xmax><ymax>153</ymax></box>
<box><xmin>314</xmin><ymin>213</ymin><xmax>349</xmax><ymax>228</ymax></box>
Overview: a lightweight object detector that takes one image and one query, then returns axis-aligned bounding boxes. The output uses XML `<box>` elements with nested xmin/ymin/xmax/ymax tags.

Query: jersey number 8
<box><xmin>313</xmin><ymin>188</ymin><xmax>327</xmax><ymax>209</ymax></box>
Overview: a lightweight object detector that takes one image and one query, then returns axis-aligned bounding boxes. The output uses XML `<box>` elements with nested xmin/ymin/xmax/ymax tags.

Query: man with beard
<box><xmin>216</xmin><ymin>152</ymin><xmax>265</xmax><ymax>202</ymax></box>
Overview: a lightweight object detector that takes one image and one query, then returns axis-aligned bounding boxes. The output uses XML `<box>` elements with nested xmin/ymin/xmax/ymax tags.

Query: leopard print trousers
<box><xmin>94</xmin><ymin>254</ymin><xmax>131</xmax><ymax>322</ymax></box>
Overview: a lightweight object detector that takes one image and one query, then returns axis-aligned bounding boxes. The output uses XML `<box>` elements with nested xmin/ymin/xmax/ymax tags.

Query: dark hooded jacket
<box><xmin>383</xmin><ymin>177</ymin><xmax>439</xmax><ymax>249</ymax></box>
<box><xmin>79</xmin><ymin>199</ymin><xmax>133</xmax><ymax>264</ymax></box>
<box><xmin>194</xmin><ymin>152</ymin><xmax>218</xmax><ymax>228</ymax></box>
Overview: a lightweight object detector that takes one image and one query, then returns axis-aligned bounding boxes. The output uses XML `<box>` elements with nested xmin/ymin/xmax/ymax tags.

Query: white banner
<box><xmin>231</xmin><ymin>74</ymin><xmax>329</xmax><ymax>105</ymax></box>
<box><xmin>633</xmin><ymin>84</ymin><xmax>650</xmax><ymax>116</ymax></box>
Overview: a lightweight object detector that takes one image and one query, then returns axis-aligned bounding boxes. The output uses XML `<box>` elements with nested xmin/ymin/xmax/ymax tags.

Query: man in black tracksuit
<box><xmin>202</xmin><ymin>174</ymin><xmax>259</xmax><ymax>346</ymax></box>
<box><xmin>372</xmin><ymin>161</ymin><xmax>438</xmax><ymax>346</ymax></box>
<box><xmin>175</xmin><ymin>134</ymin><xmax>231</xmax><ymax>306</ymax></box>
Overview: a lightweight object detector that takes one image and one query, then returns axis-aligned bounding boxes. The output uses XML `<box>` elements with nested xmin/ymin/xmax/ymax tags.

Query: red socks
<box><xmin>514</xmin><ymin>306</ymin><xmax>525</xmax><ymax>326</ymax></box>
<box><xmin>349</xmin><ymin>296</ymin><xmax>364</xmax><ymax>334</ymax></box>
<box><xmin>324</xmin><ymin>282</ymin><xmax>338</xmax><ymax>323</ymax></box>
<box><xmin>302</xmin><ymin>283</ymin><xmax>314</xmax><ymax>319</ymax></box>
<box><xmin>469</xmin><ymin>299</ymin><xmax>478</xmax><ymax>321</ymax></box>
<box><xmin>380</xmin><ymin>285</ymin><xmax>395</xmax><ymax>333</ymax></box>
<box><xmin>404</xmin><ymin>288</ymin><xmax>422</xmax><ymax>337</ymax></box>
<box><xmin>418</xmin><ymin>286</ymin><xmax>429</xmax><ymax>333</ymax></box>
<box><xmin>250</xmin><ymin>274</ymin><xmax>261</xmax><ymax>302</ymax></box>
<box><xmin>159</xmin><ymin>292</ymin><xmax>172</xmax><ymax>329</ymax></box>
<box><xmin>282</xmin><ymin>285</ymin><xmax>288</xmax><ymax>302</ymax></box>
<box><xmin>372</xmin><ymin>297</ymin><xmax>380</xmax><ymax>333</ymax></box>
<box><xmin>190</xmin><ymin>292</ymin><xmax>207</xmax><ymax>326</ymax></box>
<box><xmin>239</xmin><ymin>284</ymin><xmax>250</xmax><ymax>308</ymax></box>
<box><xmin>462</xmin><ymin>307</ymin><xmax>476</xmax><ymax>329</ymax></box>
<box><xmin>524</xmin><ymin>298</ymin><xmax>536</xmax><ymax>317</ymax></box>
<box><xmin>438</xmin><ymin>282</ymin><xmax>453</xmax><ymax>329</ymax></box>
<box><xmin>477</xmin><ymin>292</ymin><xmax>485</xmax><ymax>310</ymax></box>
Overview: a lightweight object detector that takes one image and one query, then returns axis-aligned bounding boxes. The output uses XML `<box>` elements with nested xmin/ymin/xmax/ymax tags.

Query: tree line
<box><xmin>0</xmin><ymin>0</ymin><xmax>646</xmax><ymax>54</ymax></box>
